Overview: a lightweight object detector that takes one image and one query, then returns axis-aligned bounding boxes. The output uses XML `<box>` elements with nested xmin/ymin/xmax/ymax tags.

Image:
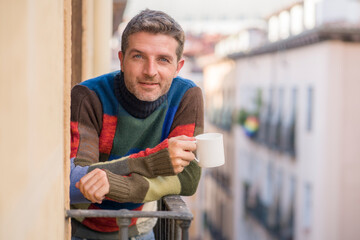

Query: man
<box><xmin>70</xmin><ymin>9</ymin><xmax>204</xmax><ymax>240</ymax></box>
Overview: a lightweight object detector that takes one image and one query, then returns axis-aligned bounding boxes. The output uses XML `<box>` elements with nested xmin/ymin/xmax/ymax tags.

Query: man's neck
<box><xmin>114</xmin><ymin>72</ymin><xmax>167</xmax><ymax>119</ymax></box>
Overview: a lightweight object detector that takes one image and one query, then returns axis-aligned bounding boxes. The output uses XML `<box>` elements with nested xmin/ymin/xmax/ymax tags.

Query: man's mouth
<box><xmin>139</xmin><ymin>82</ymin><xmax>159</xmax><ymax>86</ymax></box>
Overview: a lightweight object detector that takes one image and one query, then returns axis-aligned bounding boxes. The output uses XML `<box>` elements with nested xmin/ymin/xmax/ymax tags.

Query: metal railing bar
<box><xmin>66</xmin><ymin>209</ymin><xmax>193</xmax><ymax>220</ymax></box>
<box><xmin>175</xmin><ymin>221</ymin><xmax>181</xmax><ymax>240</ymax></box>
<box><xmin>171</xmin><ymin>219</ymin><xmax>175</xmax><ymax>240</ymax></box>
<box><xmin>67</xmin><ymin>195</ymin><xmax>193</xmax><ymax>240</ymax></box>
<box><xmin>166</xmin><ymin>218</ymin><xmax>170</xmax><ymax>239</ymax></box>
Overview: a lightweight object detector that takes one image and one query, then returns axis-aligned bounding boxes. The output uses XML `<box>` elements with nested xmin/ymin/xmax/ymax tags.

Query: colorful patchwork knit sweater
<box><xmin>70</xmin><ymin>71</ymin><xmax>204</xmax><ymax>237</ymax></box>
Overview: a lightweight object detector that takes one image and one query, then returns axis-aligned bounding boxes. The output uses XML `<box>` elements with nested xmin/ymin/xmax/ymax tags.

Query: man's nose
<box><xmin>143</xmin><ymin>60</ymin><xmax>157</xmax><ymax>77</ymax></box>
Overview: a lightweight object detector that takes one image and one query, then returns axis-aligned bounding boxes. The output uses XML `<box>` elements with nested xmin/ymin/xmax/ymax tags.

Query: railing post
<box><xmin>179</xmin><ymin>220</ymin><xmax>191</xmax><ymax>240</ymax></box>
<box><xmin>117</xmin><ymin>217</ymin><xmax>131</xmax><ymax>240</ymax></box>
<box><xmin>175</xmin><ymin>220</ymin><xmax>181</xmax><ymax>240</ymax></box>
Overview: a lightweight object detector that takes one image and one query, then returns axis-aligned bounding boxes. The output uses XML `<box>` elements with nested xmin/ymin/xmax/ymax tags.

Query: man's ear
<box><xmin>174</xmin><ymin>58</ymin><xmax>185</xmax><ymax>77</ymax></box>
<box><xmin>118</xmin><ymin>51</ymin><xmax>124</xmax><ymax>70</ymax></box>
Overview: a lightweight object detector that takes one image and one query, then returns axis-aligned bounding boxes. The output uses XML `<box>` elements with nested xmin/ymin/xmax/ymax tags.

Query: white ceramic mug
<box><xmin>194</xmin><ymin>133</ymin><xmax>225</xmax><ymax>168</ymax></box>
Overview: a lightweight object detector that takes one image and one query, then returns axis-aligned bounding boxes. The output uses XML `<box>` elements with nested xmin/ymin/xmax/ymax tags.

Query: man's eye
<box><xmin>159</xmin><ymin>58</ymin><xmax>170</xmax><ymax>63</ymax></box>
<box><xmin>133</xmin><ymin>55</ymin><xmax>142</xmax><ymax>59</ymax></box>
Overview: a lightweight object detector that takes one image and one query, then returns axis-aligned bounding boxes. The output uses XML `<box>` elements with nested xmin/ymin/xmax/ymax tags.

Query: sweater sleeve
<box><xmin>103</xmin><ymin>86</ymin><xmax>204</xmax><ymax>203</ymax></box>
<box><xmin>167</xmin><ymin>86</ymin><xmax>204</xmax><ymax>196</ymax></box>
<box><xmin>70</xmin><ymin>85</ymin><xmax>107</xmax><ymax>203</ymax></box>
<box><xmin>86</xmin><ymin>139</ymin><xmax>175</xmax><ymax>178</ymax></box>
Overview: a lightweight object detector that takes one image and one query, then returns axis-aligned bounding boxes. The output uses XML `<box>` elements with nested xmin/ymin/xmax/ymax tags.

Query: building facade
<box><xmin>201</xmin><ymin>1</ymin><xmax>360</xmax><ymax>239</ymax></box>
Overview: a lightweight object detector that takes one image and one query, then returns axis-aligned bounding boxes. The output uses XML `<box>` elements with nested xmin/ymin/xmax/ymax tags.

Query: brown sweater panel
<box><xmin>71</xmin><ymin>85</ymin><xmax>103</xmax><ymax>164</ymax></box>
<box><xmin>170</xmin><ymin>86</ymin><xmax>204</xmax><ymax>136</ymax></box>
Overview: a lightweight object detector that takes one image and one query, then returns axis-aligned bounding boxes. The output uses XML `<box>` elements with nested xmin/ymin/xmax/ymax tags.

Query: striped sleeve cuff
<box><xmin>128</xmin><ymin>148</ymin><xmax>175</xmax><ymax>177</ymax></box>
<box><xmin>105</xmin><ymin>170</ymin><xmax>149</xmax><ymax>203</ymax></box>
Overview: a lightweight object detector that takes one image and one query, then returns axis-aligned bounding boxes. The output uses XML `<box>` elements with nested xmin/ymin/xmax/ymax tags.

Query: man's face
<box><xmin>118</xmin><ymin>32</ymin><xmax>184</xmax><ymax>102</ymax></box>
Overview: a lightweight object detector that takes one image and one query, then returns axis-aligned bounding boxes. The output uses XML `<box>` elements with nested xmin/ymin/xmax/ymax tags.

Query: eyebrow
<box><xmin>128</xmin><ymin>49</ymin><xmax>142</xmax><ymax>55</ymax></box>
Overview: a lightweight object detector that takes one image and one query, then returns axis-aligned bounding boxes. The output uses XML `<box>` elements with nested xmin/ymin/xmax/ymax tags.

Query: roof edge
<box><xmin>228</xmin><ymin>26</ymin><xmax>360</xmax><ymax>59</ymax></box>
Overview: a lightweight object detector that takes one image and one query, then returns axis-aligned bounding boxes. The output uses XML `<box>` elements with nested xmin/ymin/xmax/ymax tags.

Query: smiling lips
<box><xmin>139</xmin><ymin>82</ymin><xmax>159</xmax><ymax>87</ymax></box>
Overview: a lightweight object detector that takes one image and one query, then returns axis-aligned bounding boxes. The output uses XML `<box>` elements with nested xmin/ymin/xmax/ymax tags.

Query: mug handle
<box><xmin>192</xmin><ymin>140</ymin><xmax>199</xmax><ymax>162</ymax></box>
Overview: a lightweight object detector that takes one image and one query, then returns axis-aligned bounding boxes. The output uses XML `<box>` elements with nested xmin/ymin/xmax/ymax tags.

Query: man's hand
<box><xmin>75</xmin><ymin>168</ymin><xmax>110</xmax><ymax>204</ymax></box>
<box><xmin>168</xmin><ymin>135</ymin><xmax>197</xmax><ymax>174</ymax></box>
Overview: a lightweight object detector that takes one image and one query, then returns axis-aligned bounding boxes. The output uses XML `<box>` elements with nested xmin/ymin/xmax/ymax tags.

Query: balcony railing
<box><xmin>66</xmin><ymin>195</ymin><xmax>193</xmax><ymax>240</ymax></box>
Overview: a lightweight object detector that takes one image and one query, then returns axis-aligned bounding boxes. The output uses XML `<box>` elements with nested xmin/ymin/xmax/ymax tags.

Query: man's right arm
<box><xmin>71</xmin><ymin>85</ymin><xmax>176</xmax><ymax>178</ymax></box>
<box><xmin>70</xmin><ymin>85</ymin><xmax>104</xmax><ymax>204</ymax></box>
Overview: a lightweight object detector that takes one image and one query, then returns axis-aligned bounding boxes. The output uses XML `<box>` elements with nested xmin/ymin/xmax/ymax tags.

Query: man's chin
<box><xmin>136</xmin><ymin>94</ymin><xmax>161</xmax><ymax>102</ymax></box>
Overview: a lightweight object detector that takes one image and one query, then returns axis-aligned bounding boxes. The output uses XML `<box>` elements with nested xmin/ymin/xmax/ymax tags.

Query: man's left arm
<box><xmin>82</xmin><ymin>85</ymin><xmax>204</xmax><ymax>179</ymax></box>
<box><xmin>105</xmin><ymin>86</ymin><xmax>204</xmax><ymax>202</ymax></box>
<box><xmin>165</xmin><ymin>86</ymin><xmax>204</xmax><ymax>196</ymax></box>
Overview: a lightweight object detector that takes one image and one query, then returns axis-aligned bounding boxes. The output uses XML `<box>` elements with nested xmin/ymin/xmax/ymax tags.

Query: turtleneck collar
<box><xmin>114</xmin><ymin>72</ymin><xmax>167</xmax><ymax>119</ymax></box>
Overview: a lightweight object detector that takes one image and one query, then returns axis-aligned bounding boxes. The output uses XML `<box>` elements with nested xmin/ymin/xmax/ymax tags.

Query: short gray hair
<box><xmin>121</xmin><ymin>9</ymin><xmax>185</xmax><ymax>61</ymax></box>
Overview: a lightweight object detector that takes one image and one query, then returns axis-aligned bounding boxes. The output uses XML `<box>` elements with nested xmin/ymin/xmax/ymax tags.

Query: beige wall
<box><xmin>0</xmin><ymin>1</ymin><xmax>69</xmax><ymax>239</ymax></box>
<box><xmin>0</xmin><ymin>0</ymin><xmax>113</xmax><ymax>239</ymax></box>
<box><xmin>82</xmin><ymin>0</ymin><xmax>113</xmax><ymax>80</ymax></box>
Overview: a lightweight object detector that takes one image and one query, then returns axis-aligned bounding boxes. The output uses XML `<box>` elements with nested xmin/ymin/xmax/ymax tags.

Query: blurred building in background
<box><xmin>197</xmin><ymin>0</ymin><xmax>360</xmax><ymax>240</ymax></box>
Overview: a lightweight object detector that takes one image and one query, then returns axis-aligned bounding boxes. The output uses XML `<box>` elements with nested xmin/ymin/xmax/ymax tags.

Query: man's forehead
<box><xmin>125</xmin><ymin>32</ymin><xmax>178</xmax><ymax>56</ymax></box>
<box><xmin>127</xmin><ymin>31</ymin><xmax>177</xmax><ymax>43</ymax></box>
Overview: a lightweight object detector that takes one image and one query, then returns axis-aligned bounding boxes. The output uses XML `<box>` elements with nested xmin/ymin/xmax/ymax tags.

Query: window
<box><xmin>306</xmin><ymin>87</ymin><xmax>314</xmax><ymax>132</ymax></box>
<box><xmin>280</xmin><ymin>88</ymin><xmax>297</xmax><ymax>156</ymax></box>
<box><xmin>302</xmin><ymin>183</ymin><xmax>313</xmax><ymax>231</ymax></box>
